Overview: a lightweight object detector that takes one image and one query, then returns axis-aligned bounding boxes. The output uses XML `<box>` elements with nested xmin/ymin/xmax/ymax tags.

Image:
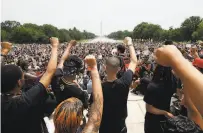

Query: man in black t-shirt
<box><xmin>1</xmin><ymin>37</ymin><xmax>59</xmax><ymax>133</ymax></box>
<box><xmin>99</xmin><ymin>37</ymin><xmax>137</xmax><ymax>133</ymax></box>
<box><xmin>51</xmin><ymin>41</ymin><xmax>88</xmax><ymax>109</ymax></box>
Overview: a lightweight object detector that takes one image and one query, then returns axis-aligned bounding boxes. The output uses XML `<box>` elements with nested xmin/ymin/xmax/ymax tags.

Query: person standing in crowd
<box><xmin>51</xmin><ymin>40</ymin><xmax>89</xmax><ymax>109</ymax></box>
<box><xmin>116</xmin><ymin>44</ymin><xmax>130</xmax><ymax>78</ymax></box>
<box><xmin>143</xmin><ymin>65</ymin><xmax>177</xmax><ymax>133</ymax></box>
<box><xmin>53</xmin><ymin>55</ymin><xmax>103</xmax><ymax>133</ymax></box>
<box><xmin>153</xmin><ymin>45</ymin><xmax>203</xmax><ymax>133</ymax></box>
<box><xmin>1</xmin><ymin>37</ymin><xmax>59</xmax><ymax>133</ymax></box>
<box><xmin>117</xmin><ymin>44</ymin><xmax>126</xmax><ymax>57</ymax></box>
<box><xmin>143</xmin><ymin>41</ymin><xmax>178</xmax><ymax>133</ymax></box>
<box><xmin>97</xmin><ymin>37</ymin><xmax>137</xmax><ymax>133</ymax></box>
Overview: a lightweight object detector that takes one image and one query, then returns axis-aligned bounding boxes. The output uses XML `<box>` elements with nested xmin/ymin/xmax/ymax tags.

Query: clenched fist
<box><xmin>85</xmin><ymin>55</ymin><xmax>97</xmax><ymax>70</ymax></box>
<box><xmin>50</xmin><ymin>37</ymin><xmax>59</xmax><ymax>47</ymax></box>
<box><xmin>69</xmin><ymin>40</ymin><xmax>77</xmax><ymax>47</ymax></box>
<box><xmin>1</xmin><ymin>42</ymin><xmax>12</xmax><ymax>55</ymax></box>
<box><xmin>123</xmin><ymin>37</ymin><xmax>133</xmax><ymax>46</ymax></box>
<box><xmin>154</xmin><ymin>45</ymin><xmax>183</xmax><ymax>67</ymax></box>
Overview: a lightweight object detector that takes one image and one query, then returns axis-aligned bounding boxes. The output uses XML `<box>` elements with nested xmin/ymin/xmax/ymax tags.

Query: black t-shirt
<box><xmin>99</xmin><ymin>70</ymin><xmax>133</xmax><ymax>133</ymax></box>
<box><xmin>51</xmin><ymin>68</ymin><xmax>88</xmax><ymax>108</ymax></box>
<box><xmin>144</xmin><ymin>79</ymin><xmax>177</xmax><ymax>120</ymax></box>
<box><xmin>1</xmin><ymin>82</ymin><xmax>48</xmax><ymax>133</ymax></box>
<box><xmin>139</xmin><ymin>62</ymin><xmax>151</xmax><ymax>78</ymax></box>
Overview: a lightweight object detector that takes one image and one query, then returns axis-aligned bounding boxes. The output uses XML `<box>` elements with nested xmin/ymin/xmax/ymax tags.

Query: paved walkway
<box><xmin>127</xmin><ymin>93</ymin><xmax>145</xmax><ymax>133</ymax></box>
<box><xmin>44</xmin><ymin>92</ymin><xmax>146</xmax><ymax>133</ymax></box>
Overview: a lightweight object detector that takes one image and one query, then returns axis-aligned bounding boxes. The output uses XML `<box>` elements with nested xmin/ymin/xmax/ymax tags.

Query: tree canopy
<box><xmin>1</xmin><ymin>21</ymin><xmax>96</xmax><ymax>43</ymax></box>
<box><xmin>108</xmin><ymin>16</ymin><xmax>203</xmax><ymax>42</ymax></box>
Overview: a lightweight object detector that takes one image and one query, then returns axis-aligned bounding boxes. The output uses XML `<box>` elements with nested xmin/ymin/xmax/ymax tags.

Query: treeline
<box><xmin>1</xmin><ymin>21</ymin><xmax>96</xmax><ymax>43</ymax></box>
<box><xmin>108</xmin><ymin>16</ymin><xmax>203</xmax><ymax>42</ymax></box>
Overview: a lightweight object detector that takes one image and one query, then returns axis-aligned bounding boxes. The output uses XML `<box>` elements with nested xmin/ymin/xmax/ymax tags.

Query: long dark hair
<box><xmin>152</xmin><ymin>65</ymin><xmax>176</xmax><ymax>90</ymax></box>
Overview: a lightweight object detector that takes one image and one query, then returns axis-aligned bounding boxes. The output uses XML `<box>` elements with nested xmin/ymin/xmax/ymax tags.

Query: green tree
<box><xmin>1</xmin><ymin>30</ymin><xmax>9</xmax><ymax>41</ymax></box>
<box><xmin>11</xmin><ymin>26</ymin><xmax>39</xmax><ymax>43</ymax></box>
<box><xmin>133</xmin><ymin>22</ymin><xmax>163</xmax><ymax>41</ymax></box>
<box><xmin>180</xmin><ymin>16</ymin><xmax>202</xmax><ymax>41</ymax></box>
<box><xmin>108</xmin><ymin>30</ymin><xmax>132</xmax><ymax>39</ymax></box>
<box><xmin>1</xmin><ymin>20</ymin><xmax>21</xmax><ymax>33</ymax></box>
<box><xmin>59</xmin><ymin>29</ymin><xmax>71</xmax><ymax>42</ymax></box>
<box><xmin>195</xmin><ymin>21</ymin><xmax>203</xmax><ymax>40</ymax></box>
<box><xmin>42</xmin><ymin>24</ymin><xmax>59</xmax><ymax>38</ymax></box>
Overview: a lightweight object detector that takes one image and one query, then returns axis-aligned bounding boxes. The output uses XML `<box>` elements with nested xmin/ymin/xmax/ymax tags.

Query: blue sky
<box><xmin>1</xmin><ymin>0</ymin><xmax>203</xmax><ymax>35</ymax></box>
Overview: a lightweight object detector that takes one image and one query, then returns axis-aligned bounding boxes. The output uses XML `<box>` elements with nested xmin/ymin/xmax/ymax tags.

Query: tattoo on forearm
<box><xmin>82</xmin><ymin>93</ymin><xmax>103</xmax><ymax>133</ymax></box>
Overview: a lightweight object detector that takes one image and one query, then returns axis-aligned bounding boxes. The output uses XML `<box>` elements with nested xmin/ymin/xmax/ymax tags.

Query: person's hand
<box><xmin>134</xmin><ymin>79</ymin><xmax>140</xmax><ymax>85</ymax></box>
<box><xmin>73</xmin><ymin>80</ymin><xmax>81</xmax><ymax>88</ymax></box>
<box><xmin>85</xmin><ymin>55</ymin><xmax>97</xmax><ymax>70</ymax></box>
<box><xmin>1</xmin><ymin>42</ymin><xmax>12</xmax><ymax>55</ymax></box>
<box><xmin>131</xmin><ymin>79</ymin><xmax>140</xmax><ymax>88</ymax></box>
<box><xmin>69</xmin><ymin>40</ymin><xmax>77</xmax><ymax>47</ymax></box>
<box><xmin>123</xmin><ymin>37</ymin><xmax>133</xmax><ymax>46</ymax></box>
<box><xmin>154</xmin><ymin>45</ymin><xmax>183</xmax><ymax>67</ymax></box>
<box><xmin>190</xmin><ymin>48</ymin><xmax>199</xmax><ymax>58</ymax></box>
<box><xmin>50</xmin><ymin>37</ymin><xmax>59</xmax><ymax>47</ymax></box>
<box><xmin>164</xmin><ymin>111</ymin><xmax>174</xmax><ymax>118</ymax></box>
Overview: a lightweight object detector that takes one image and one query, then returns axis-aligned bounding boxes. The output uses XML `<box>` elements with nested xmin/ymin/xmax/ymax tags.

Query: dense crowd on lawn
<box><xmin>1</xmin><ymin>38</ymin><xmax>203</xmax><ymax>133</ymax></box>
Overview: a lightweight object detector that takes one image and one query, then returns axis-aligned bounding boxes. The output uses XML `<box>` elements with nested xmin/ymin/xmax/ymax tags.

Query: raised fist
<box><xmin>154</xmin><ymin>45</ymin><xmax>183</xmax><ymax>67</ymax></box>
<box><xmin>50</xmin><ymin>37</ymin><xmax>59</xmax><ymax>47</ymax></box>
<box><xmin>123</xmin><ymin>37</ymin><xmax>133</xmax><ymax>46</ymax></box>
<box><xmin>85</xmin><ymin>55</ymin><xmax>97</xmax><ymax>69</ymax></box>
<box><xmin>1</xmin><ymin>42</ymin><xmax>12</xmax><ymax>55</ymax></box>
<box><xmin>69</xmin><ymin>40</ymin><xmax>77</xmax><ymax>46</ymax></box>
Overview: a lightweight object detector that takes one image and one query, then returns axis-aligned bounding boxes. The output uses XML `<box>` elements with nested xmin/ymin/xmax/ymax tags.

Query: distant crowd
<box><xmin>1</xmin><ymin>38</ymin><xmax>203</xmax><ymax>133</ymax></box>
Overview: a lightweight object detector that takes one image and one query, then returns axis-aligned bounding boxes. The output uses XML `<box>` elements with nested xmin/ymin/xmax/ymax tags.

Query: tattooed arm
<box><xmin>82</xmin><ymin>55</ymin><xmax>103</xmax><ymax>133</ymax></box>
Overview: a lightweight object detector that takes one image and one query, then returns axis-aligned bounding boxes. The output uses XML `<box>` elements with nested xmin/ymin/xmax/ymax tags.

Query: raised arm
<box><xmin>124</xmin><ymin>37</ymin><xmax>137</xmax><ymax>73</ymax></box>
<box><xmin>57</xmin><ymin>40</ymin><xmax>76</xmax><ymax>69</ymax></box>
<box><xmin>154</xmin><ymin>45</ymin><xmax>203</xmax><ymax>115</ymax></box>
<box><xmin>146</xmin><ymin>104</ymin><xmax>174</xmax><ymax>118</ymax></box>
<box><xmin>82</xmin><ymin>55</ymin><xmax>103</xmax><ymax>133</ymax></box>
<box><xmin>39</xmin><ymin>37</ymin><xmax>59</xmax><ymax>88</ymax></box>
<box><xmin>183</xmin><ymin>88</ymin><xmax>203</xmax><ymax>129</ymax></box>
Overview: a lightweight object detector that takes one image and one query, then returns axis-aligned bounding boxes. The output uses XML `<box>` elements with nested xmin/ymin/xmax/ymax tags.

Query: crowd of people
<box><xmin>1</xmin><ymin>37</ymin><xmax>203</xmax><ymax>133</ymax></box>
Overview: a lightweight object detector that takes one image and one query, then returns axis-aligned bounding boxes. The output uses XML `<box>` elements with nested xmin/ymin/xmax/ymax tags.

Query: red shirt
<box><xmin>193</xmin><ymin>58</ymin><xmax>203</xmax><ymax>68</ymax></box>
